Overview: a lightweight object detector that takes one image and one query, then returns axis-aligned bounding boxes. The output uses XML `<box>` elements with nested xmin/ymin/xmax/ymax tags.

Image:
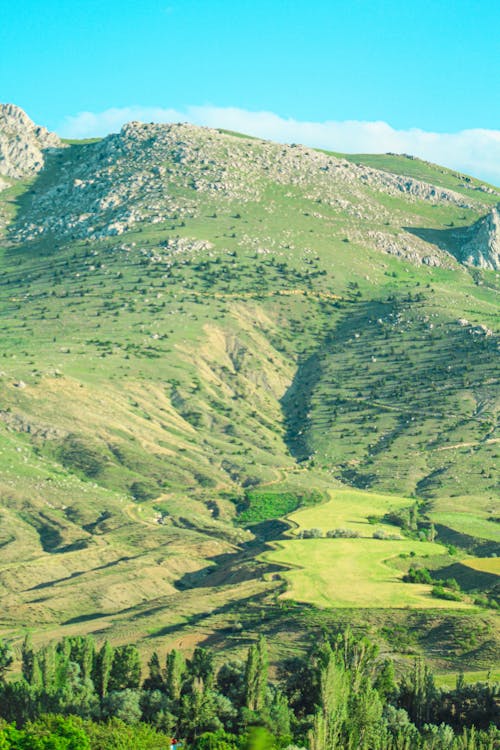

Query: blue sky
<box><xmin>1</xmin><ymin>0</ymin><xmax>499</xmax><ymax>181</ymax></box>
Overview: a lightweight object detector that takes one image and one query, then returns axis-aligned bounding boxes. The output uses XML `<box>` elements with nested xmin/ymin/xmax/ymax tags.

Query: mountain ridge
<box><xmin>2</xmin><ymin>104</ymin><xmax>500</xmax><ymax>269</ymax></box>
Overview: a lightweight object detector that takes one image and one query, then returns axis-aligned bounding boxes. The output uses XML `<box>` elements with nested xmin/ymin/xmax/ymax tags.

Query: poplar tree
<box><xmin>21</xmin><ymin>634</ymin><xmax>35</xmax><ymax>684</ymax></box>
<box><xmin>143</xmin><ymin>651</ymin><xmax>164</xmax><ymax>692</ymax></box>
<box><xmin>165</xmin><ymin>649</ymin><xmax>186</xmax><ymax>701</ymax></box>
<box><xmin>399</xmin><ymin>659</ymin><xmax>438</xmax><ymax>727</ymax></box>
<box><xmin>309</xmin><ymin>652</ymin><xmax>349</xmax><ymax>750</ymax></box>
<box><xmin>109</xmin><ymin>644</ymin><xmax>141</xmax><ymax>691</ymax></box>
<box><xmin>93</xmin><ymin>640</ymin><xmax>113</xmax><ymax>698</ymax></box>
<box><xmin>0</xmin><ymin>640</ymin><xmax>13</xmax><ymax>683</ymax></box>
<box><xmin>244</xmin><ymin>636</ymin><xmax>268</xmax><ymax>713</ymax></box>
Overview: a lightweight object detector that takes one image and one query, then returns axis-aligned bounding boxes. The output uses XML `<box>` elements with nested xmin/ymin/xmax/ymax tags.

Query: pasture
<box><xmin>288</xmin><ymin>488</ymin><xmax>412</xmax><ymax>537</ymax></box>
<box><xmin>266</xmin><ymin>489</ymin><xmax>471</xmax><ymax>609</ymax></box>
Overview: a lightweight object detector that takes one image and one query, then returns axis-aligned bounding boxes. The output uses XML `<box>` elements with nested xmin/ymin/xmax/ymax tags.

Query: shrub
<box><xmin>300</xmin><ymin>528</ymin><xmax>323</xmax><ymax>539</ymax></box>
<box><xmin>431</xmin><ymin>586</ymin><xmax>462</xmax><ymax>602</ymax></box>
<box><xmin>373</xmin><ymin>529</ymin><xmax>402</xmax><ymax>540</ymax></box>
<box><xmin>326</xmin><ymin>528</ymin><xmax>361</xmax><ymax>538</ymax></box>
<box><xmin>403</xmin><ymin>566</ymin><xmax>433</xmax><ymax>584</ymax></box>
<box><xmin>57</xmin><ymin>435</ymin><xmax>108</xmax><ymax>478</ymax></box>
<box><xmin>130</xmin><ymin>480</ymin><xmax>159</xmax><ymax>502</ymax></box>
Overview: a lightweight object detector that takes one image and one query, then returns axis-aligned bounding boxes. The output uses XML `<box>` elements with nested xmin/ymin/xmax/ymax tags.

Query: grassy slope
<box><xmin>339</xmin><ymin>152</ymin><xmax>500</xmax><ymax>205</ymax></box>
<box><xmin>0</xmin><ymin>129</ymin><xmax>498</xmax><ymax>669</ymax></box>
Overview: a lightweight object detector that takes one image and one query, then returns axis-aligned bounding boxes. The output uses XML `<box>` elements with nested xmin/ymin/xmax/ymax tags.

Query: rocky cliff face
<box><xmin>460</xmin><ymin>205</ymin><xmax>500</xmax><ymax>270</ymax></box>
<box><xmin>0</xmin><ymin>103</ymin><xmax>62</xmax><ymax>179</ymax></box>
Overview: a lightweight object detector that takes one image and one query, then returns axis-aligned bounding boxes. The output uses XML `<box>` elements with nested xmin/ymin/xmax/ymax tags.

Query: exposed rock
<box><xmin>0</xmin><ymin>103</ymin><xmax>62</xmax><ymax>179</ymax></box>
<box><xmin>459</xmin><ymin>204</ymin><xmax>500</xmax><ymax>270</ymax></box>
<box><xmin>0</xmin><ymin>409</ymin><xmax>65</xmax><ymax>439</ymax></box>
<box><xmin>1</xmin><ymin>107</ymin><xmax>495</xmax><ymax>272</ymax></box>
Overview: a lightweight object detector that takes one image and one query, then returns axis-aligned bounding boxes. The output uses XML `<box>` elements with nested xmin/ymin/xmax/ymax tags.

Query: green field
<box><xmin>435</xmin><ymin>669</ymin><xmax>500</xmax><ymax>689</ymax></box>
<box><xmin>266</xmin><ymin>490</ymin><xmax>473</xmax><ymax>609</ymax></box>
<box><xmin>267</xmin><ymin>537</ymin><xmax>470</xmax><ymax>608</ymax></box>
<box><xmin>465</xmin><ymin>557</ymin><xmax>500</xmax><ymax>575</ymax></box>
<box><xmin>288</xmin><ymin>488</ymin><xmax>411</xmax><ymax>537</ymax></box>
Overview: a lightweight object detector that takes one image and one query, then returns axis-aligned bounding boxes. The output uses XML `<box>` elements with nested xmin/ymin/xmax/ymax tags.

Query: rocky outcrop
<box><xmin>0</xmin><ymin>103</ymin><xmax>62</xmax><ymax>179</ymax></box>
<box><xmin>1</xmin><ymin>106</ymin><xmax>496</xmax><ymax>272</ymax></box>
<box><xmin>459</xmin><ymin>205</ymin><xmax>500</xmax><ymax>270</ymax></box>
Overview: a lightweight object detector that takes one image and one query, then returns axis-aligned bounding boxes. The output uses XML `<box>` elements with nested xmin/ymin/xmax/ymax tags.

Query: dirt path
<box><xmin>123</xmin><ymin>502</ymin><xmax>158</xmax><ymax>527</ymax></box>
<box><xmin>435</xmin><ymin>437</ymin><xmax>500</xmax><ymax>452</ymax></box>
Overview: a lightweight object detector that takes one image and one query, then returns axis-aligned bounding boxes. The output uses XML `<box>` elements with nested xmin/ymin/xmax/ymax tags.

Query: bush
<box><xmin>130</xmin><ymin>480</ymin><xmax>159</xmax><ymax>502</ymax></box>
<box><xmin>403</xmin><ymin>566</ymin><xmax>433</xmax><ymax>584</ymax></box>
<box><xmin>373</xmin><ymin>529</ymin><xmax>402</xmax><ymax>540</ymax></box>
<box><xmin>326</xmin><ymin>528</ymin><xmax>360</xmax><ymax>538</ymax></box>
<box><xmin>57</xmin><ymin>435</ymin><xmax>108</xmax><ymax>478</ymax></box>
<box><xmin>300</xmin><ymin>528</ymin><xmax>323</xmax><ymax>539</ymax></box>
<box><xmin>431</xmin><ymin>586</ymin><xmax>462</xmax><ymax>602</ymax></box>
<box><xmin>196</xmin><ymin>730</ymin><xmax>240</xmax><ymax>750</ymax></box>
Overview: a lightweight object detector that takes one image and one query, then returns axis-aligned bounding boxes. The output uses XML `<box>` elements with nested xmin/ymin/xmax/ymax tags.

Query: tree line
<box><xmin>0</xmin><ymin>629</ymin><xmax>498</xmax><ymax>749</ymax></box>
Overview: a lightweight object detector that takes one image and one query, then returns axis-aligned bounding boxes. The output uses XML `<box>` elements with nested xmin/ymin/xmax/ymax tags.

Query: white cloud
<box><xmin>59</xmin><ymin>105</ymin><xmax>500</xmax><ymax>186</ymax></box>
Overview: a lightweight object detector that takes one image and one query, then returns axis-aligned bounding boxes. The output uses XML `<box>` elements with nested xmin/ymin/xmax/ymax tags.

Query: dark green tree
<box><xmin>109</xmin><ymin>645</ymin><xmax>141</xmax><ymax>691</ymax></box>
<box><xmin>21</xmin><ymin>634</ymin><xmax>35</xmax><ymax>684</ymax></box>
<box><xmin>0</xmin><ymin>641</ymin><xmax>13</xmax><ymax>684</ymax></box>
<box><xmin>143</xmin><ymin>652</ymin><xmax>164</xmax><ymax>692</ymax></box>
<box><xmin>94</xmin><ymin>640</ymin><xmax>114</xmax><ymax>699</ymax></box>
<box><xmin>309</xmin><ymin>651</ymin><xmax>349</xmax><ymax>750</ymax></box>
<box><xmin>188</xmin><ymin>648</ymin><xmax>215</xmax><ymax>688</ymax></box>
<box><xmin>244</xmin><ymin>636</ymin><xmax>268</xmax><ymax>713</ymax></box>
<box><xmin>399</xmin><ymin>659</ymin><xmax>438</xmax><ymax>727</ymax></box>
<box><xmin>165</xmin><ymin>649</ymin><xmax>186</xmax><ymax>701</ymax></box>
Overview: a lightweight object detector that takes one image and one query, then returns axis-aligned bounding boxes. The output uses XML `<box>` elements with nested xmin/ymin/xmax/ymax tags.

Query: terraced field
<box><xmin>266</xmin><ymin>489</ymin><xmax>490</xmax><ymax>609</ymax></box>
<box><xmin>268</xmin><ymin>536</ymin><xmax>470</xmax><ymax>608</ymax></box>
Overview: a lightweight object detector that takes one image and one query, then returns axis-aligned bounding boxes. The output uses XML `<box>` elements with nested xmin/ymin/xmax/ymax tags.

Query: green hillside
<box><xmin>0</xmin><ymin>113</ymin><xmax>498</xmax><ymax>672</ymax></box>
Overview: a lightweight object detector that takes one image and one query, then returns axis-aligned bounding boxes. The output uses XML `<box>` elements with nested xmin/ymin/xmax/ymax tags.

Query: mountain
<box><xmin>0</xmin><ymin>105</ymin><xmax>498</xmax><ymax>671</ymax></box>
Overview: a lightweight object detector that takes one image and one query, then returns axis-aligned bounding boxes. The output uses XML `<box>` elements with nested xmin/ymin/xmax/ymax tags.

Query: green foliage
<box><xmin>129</xmin><ymin>479</ymin><xmax>159</xmax><ymax>502</ymax></box>
<box><xmin>56</xmin><ymin>435</ymin><xmax>108</xmax><ymax>479</ymax></box>
<box><xmin>93</xmin><ymin>642</ymin><xmax>113</xmax><ymax>699</ymax></box>
<box><xmin>403</xmin><ymin>566</ymin><xmax>433</xmax><ymax>584</ymax></box>
<box><xmin>108</xmin><ymin>646</ymin><xmax>141</xmax><ymax>691</ymax></box>
<box><xmin>238</xmin><ymin>490</ymin><xmax>322</xmax><ymax>524</ymax></box>
<box><xmin>244</xmin><ymin>636</ymin><xmax>268</xmax><ymax>713</ymax></box>
<box><xmin>195</xmin><ymin>729</ymin><xmax>240</xmax><ymax>750</ymax></box>
<box><xmin>165</xmin><ymin>649</ymin><xmax>186</xmax><ymax>701</ymax></box>
<box><xmin>431</xmin><ymin>586</ymin><xmax>462</xmax><ymax>602</ymax></box>
<box><xmin>325</xmin><ymin>528</ymin><xmax>361</xmax><ymax>538</ymax></box>
<box><xmin>0</xmin><ymin>632</ymin><xmax>497</xmax><ymax>749</ymax></box>
<box><xmin>0</xmin><ymin>642</ymin><xmax>13</xmax><ymax>683</ymax></box>
<box><xmin>22</xmin><ymin>715</ymin><xmax>91</xmax><ymax>750</ymax></box>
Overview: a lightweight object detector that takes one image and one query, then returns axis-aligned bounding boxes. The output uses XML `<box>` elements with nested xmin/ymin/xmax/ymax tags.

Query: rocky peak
<box><xmin>0</xmin><ymin>103</ymin><xmax>62</xmax><ymax>179</ymax></box>
<box><xmin>460</xmin><ymin>204</ymin><xmax>500</xmax><ymax>270</ymax></box>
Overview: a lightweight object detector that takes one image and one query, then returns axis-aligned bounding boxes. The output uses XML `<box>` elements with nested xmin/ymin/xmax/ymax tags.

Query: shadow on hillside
<box><xmin>173</xmin><ymin>518</ymin><xmax>290</xmax><ymax>592</ymax></box>
<box><xmin>144</xmin><ymin>590</ymin><xmax>274</xmax><ymax>642</ymax></box>
<box><xmin>280</xmin><ymin>299</ymin><xmax>396</xmax><ymax>466</ymax></box>
<box><xmin>26</xmin><ymin>554</ymin><xmax>143</xmax><ymax>591</ymax></box>
<box><xmin>280</xmin><ymin>352</ymin><xmax>322</xmax><ymax>463</ymax></box>
<box><xmin>433</xmin><ymin>524</ymin><xmax>500</xmax><ymax>557</ymax></box>
<box><xmin>432</xmin><ymin>562</ymin><xmax>499</xmax><ymax>594</ymax></box>
<box><xmin>404</xmin><ymin>225</ymin><xmax>468</xmax><ymax>263</ymax></box>
<box><xmin>5</xmin><ymin>142</ymin><xmax>99</xmax><ymax>257</ymax></box>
